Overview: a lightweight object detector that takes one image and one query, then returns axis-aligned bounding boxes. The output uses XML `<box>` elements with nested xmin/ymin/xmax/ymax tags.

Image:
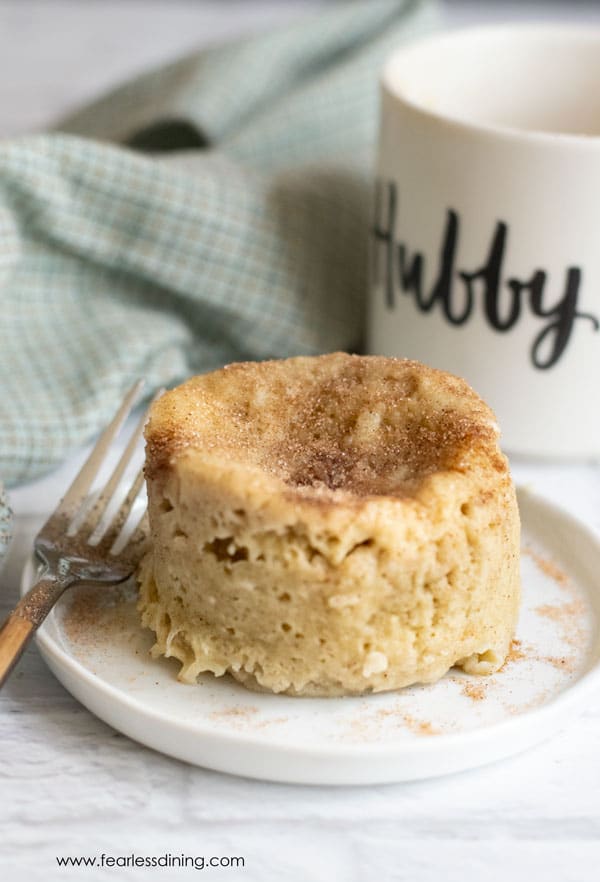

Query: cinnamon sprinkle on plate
<box><xmin>523</xmin><ymin>545</ymin><xmax>569</xmax><ymax>587</ymax></box>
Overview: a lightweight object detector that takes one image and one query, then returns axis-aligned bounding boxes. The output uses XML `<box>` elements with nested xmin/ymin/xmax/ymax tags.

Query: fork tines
<box><xmin>38</xmin><ymin>380</ymin><xmax>157</xmax><ymax>556</ymax></box>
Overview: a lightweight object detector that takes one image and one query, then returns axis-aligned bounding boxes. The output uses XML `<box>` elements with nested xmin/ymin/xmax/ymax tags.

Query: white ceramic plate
<box><xmin>21</xmin><ymin>488</ymin><xmax>600</xmax><ymax>785</ymax></box>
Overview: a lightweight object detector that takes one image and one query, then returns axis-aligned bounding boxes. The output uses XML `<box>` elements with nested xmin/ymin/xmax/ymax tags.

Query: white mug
<box><xmin>369</xmin><ymin>25</ymin><xmax>600</xmax><ymax>459</ymax></box>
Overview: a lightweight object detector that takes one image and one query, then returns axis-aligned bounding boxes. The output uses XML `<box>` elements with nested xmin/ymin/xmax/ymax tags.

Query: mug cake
<box><xmin>138</xmin><ymin>353</ymin><xmax>520</xmax><ymax>696</ymax></box>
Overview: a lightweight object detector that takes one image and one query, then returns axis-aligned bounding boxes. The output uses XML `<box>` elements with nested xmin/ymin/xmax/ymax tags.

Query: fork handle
<box><xmin>0</xmin><ymin>577</ymin><xmax>68</xmax><ymax>688</ymax></box>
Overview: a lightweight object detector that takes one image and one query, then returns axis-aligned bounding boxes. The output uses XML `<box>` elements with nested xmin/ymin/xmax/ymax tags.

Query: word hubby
<box><xmin>372</xmin><ymin>180</ymin><xmax>598</xmax><ymax>369</ymax></box>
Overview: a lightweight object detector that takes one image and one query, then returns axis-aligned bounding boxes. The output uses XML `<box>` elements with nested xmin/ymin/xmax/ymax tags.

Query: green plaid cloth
<box><xmin>0</xmin><ymin>0</ymin><xmax>437</xmax><ymax>491</ymax></box>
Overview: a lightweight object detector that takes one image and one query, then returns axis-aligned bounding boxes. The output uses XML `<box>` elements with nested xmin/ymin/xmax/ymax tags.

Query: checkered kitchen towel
<box><xmin>0</xmin><ymin>0</ymin><xmax>437</xmax><ymax>492</ymax></box>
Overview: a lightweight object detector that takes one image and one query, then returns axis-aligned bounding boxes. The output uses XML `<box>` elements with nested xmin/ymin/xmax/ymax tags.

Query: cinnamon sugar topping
<box><xmin>144</xmin><ymin>352</ymin><xmax>501</xmax><ymax>500</ymax></box>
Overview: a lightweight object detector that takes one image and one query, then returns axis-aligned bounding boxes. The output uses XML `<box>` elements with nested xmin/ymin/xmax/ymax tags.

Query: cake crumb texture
<box><xmin>138</xmin><ymin>353</ymin><xmax>520</xmax><ymax>696</ymax></box>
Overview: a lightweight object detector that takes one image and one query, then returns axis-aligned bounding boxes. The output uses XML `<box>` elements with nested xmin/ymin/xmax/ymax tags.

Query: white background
<box><xmin>1</xmin><ymin>2</ymin><xmax>600</xmax><ymax>881</ymax></box>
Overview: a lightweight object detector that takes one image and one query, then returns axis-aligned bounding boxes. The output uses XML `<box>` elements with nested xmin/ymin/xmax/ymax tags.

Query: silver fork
<box><xmin>0</xmin><ymin>381</ymin><xmax>154</xmax><ymax>688</ymax></box>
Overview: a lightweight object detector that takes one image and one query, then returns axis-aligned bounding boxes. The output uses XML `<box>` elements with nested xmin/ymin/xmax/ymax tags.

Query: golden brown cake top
<box><xmin>144</xmin><ymin>353</ymin><xmax>503</xmax><ymax>499</ymax></box>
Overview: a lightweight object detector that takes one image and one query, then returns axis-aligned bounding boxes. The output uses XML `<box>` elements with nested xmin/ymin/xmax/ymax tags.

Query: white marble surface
<box><xmin>2</xmin><ymin>2</ymin><xmax>600</xmax><ymax>880</ymax></box>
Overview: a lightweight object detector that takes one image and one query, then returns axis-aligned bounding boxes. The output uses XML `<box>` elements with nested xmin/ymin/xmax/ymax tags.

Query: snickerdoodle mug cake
<box><xmin>138</xmin><ymin>353</ymin><xmax>520</xmax><ymax>696</ymax></box>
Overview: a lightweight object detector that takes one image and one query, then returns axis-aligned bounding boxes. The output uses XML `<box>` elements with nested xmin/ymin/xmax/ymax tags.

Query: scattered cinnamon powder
<box><xmin>499</xmin><ymin>638</ymin><xmax>527</xmax><ymax>671</ymax></box>
<box><xmin>62</xmin><ymin>583</ymin><xmax>139</xmax><ymax>653</ymax></box>
<box><xmin>62</xmin><ymin>587</ymin><xmax>101</xmax><ymax>643</ymax></box>
<box><xmin>543</xmin><ymin>655</ymin><xmax>577</xmax><ymax>673</ymax></box>
<box><xmin>209</xmin><ymin>706</ymin><xmax>258</xmax><ymax>720</ymax></box>
<box><xmin>461</xmin><ymin>681</ymin><xmax>486</xmax><ymax>701</ymax></box>
<box><xmin>523</xmin><ymin>545</ymin><xmax>569</xmax><ymax>588</ymax></box>
<box><xmin>347</xmin><ymin>715</ymin><xmax>371</xmax><ymax>739</ymax></box>
<box><xmin>521</xmin><ymin>545</ymin><xmax>589</xmax><ymax>659</ymax></box>
<box><xmin>253</xmin><ymin>716</ymin><xmax>290</xmax><ymax>729</ymax></box>
<box><xmin>345</xmin><ymin>704</ymin><xmax>441</xmax><ymax>739</ymax></box>
<box><xmin>505</xmin><ymin>689</ymin><xmax>551</xmax><ymax>716</ymax></box>
<box><xmin>503</xmin><ymin>638</ymin><xmax>579</xmax><ymax>677</ymax></box>
<box><xmin>402</xmin><ymin>714</ymin><xmax>440</xmax><ymax>736</ymax></box>
<box><xmin>535</xmin><ymin>601</ymin><xmax>586</xmax><ymax>649</ymax></box>
<box><xmin>536</xmin><ymin>602</ymin><xmax>582</xmax><ymax>623</ymax></box>
<box><xmin>376</xmin><ymin>707</ymin><xmax>398</xmax><ymax>720</ymax></box>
